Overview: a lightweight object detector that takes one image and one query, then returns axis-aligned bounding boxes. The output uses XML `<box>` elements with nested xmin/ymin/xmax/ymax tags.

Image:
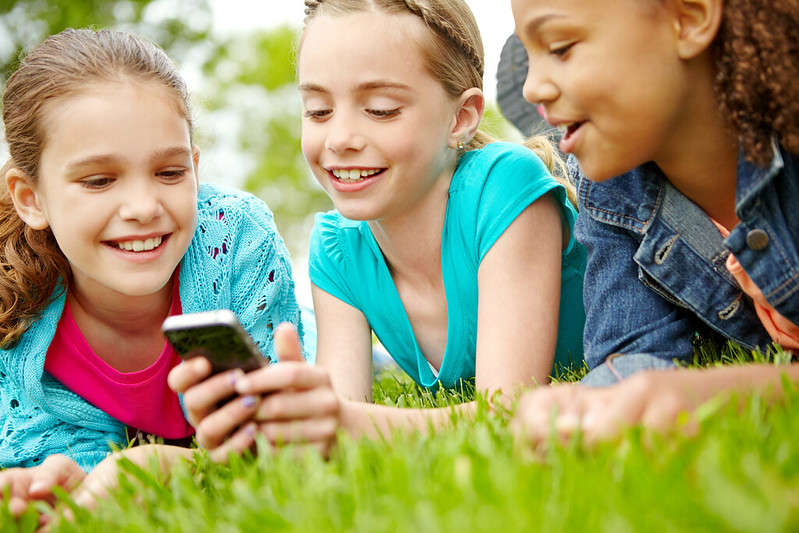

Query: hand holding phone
<box><xmin>162</xmin><ymin>310</ymin><xmax>266</xmax><ymax>374</ymax></box>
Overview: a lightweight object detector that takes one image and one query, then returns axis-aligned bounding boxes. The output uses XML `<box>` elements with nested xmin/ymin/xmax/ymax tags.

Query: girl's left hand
<box><xmin>235</xmin><ymin>323</ymin><xmax>341</xmax><ymax>458</ymax></box>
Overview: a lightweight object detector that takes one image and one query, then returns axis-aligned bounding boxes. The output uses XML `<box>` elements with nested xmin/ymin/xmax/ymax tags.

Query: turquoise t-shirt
<box><xmin>309</xmin><ymin>142</ymin><xmax>586</xmax><ymax>388</ymax></box>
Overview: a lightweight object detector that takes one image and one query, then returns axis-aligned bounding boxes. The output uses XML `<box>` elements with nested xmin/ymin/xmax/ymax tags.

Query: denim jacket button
<box><xmin>746</xmin><ymin>229</ymin><xmax>769</xmax><ymax>251</ymax></box>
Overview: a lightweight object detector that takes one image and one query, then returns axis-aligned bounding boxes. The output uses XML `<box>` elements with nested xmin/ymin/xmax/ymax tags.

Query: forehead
<box><xmin>38</xmin><ymin>80</ymin><xmax>192</xmax><ymax>166</ymax></box>
<box><xmin>298</xmin><ymin>11</ymin><xmax>436</xmax><ymax>85</ymax></box>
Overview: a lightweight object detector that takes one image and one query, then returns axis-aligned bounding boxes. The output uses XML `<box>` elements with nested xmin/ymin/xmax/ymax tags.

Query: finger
<box><xmin>255</xmin><ymin>387</ymin><xmax>339</xmax><ymax>422</ymax></box>
<box><xmin>235</xmin><ymin>362</ymin><xmax>330</xmax><ymax>395</ymax></box>
<box><xmin>167</xmin><ymin>357</ymin><xmax>213</xmax><ymax>394</ymax></box>
<box><xmin>513</xmin><ymin>385</ymin><xmax>583</xmax><ymax>444</ymax></box>
<box><xmin>195</xmin><ymin>394</ymin><xmax>261</xmax><ymax>450</ymax></box>
<box><xmin>28</xmin><ymin>455</ymin><xmax>84</xmax><ymax>497</ymax></box>
<box><xmin>208</xmin><ymin>423</ymin><xmax>258</xmax><ymax>463</ymax></box>
<box><xmin>274</xmin><ymin>323</ymin><xmax>304</xmax><ymax>362</ymax></box>
<box><xmin>182</xmin><ymin>368</ymin><xmax>245</xmax><ymax>427</ymax></box>
<box><xmin>581</xmin><ymin>385</ymin><xmax>647</xmax><ymax>446</ymax></box>
<box><xmin>257</xmin><ymin>416</ymin><xmax>338</xmax><ymax>447</ymax></box>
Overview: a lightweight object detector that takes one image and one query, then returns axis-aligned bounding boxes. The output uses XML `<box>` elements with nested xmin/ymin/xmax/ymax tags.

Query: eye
<box><xmin>304</xmin><ymin>109</ymin><xmax>332</xmax><ymax>120</ymax></box>
<box><xmin>549</xmin><ymin>41</ymin><xmax>575</xmax><ymax>57</ymax></box>
<box><xmin>81</xmin><ymin>176</ymin><xmax>114</xmax><ymax>189</ymax></box>
<box><xmin>366</xmin><ymin>108</ymin><xmax>400</xmax><ymax>118</ymax></box>
<box><xmin>157</xmin><ymin>168</ymin><xmax>188</xmax><ymax>181</ymax></box>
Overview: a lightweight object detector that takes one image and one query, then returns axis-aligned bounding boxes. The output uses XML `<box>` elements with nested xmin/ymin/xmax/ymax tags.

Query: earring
<box><xmin>456</xmin><ymin>140</ymin><xmax>466</xmax><ymax>152</ymax></box>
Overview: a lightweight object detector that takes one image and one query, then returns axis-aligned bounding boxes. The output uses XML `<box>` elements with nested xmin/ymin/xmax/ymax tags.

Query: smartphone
<box><xmin>162</xmin><ymin>310</ymin><xmax>267</xmax><ymax>374</ymax></box>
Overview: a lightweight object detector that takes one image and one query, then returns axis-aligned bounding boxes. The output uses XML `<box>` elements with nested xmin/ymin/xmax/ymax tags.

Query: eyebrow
<box><xmin>64</xmin><ymin>146</ymin><xmax>192</xmax><ymax>173</ymax></box>
<box><xmin>299</xmin><ymin>80</ymin><xmax>412</xmax><ymax>93</ymax></box>
<box><xmin>521</xmin><ymin>13</ymin><xmax>567</xmax><ymax>35</ymax></box>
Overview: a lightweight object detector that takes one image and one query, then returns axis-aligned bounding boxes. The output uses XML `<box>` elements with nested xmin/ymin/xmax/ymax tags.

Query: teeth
<box><xmin>331</xmin><ymin>168</ymin><xmax>381</xmax><ymax>183</ymax></box>
<box><xmin>116</xmin><ymin>236</ymin><xmax>162</xmax><ymax>252</ymax></box>
<box><xmin>557</xmin><ymin>124</ymin><xmax>570</xmax><ymax>135</ymax></box>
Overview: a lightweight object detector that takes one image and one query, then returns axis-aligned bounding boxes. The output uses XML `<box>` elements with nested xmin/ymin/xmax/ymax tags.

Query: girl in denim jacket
<box><xmin>0</xmin><ymin>29</ymin><xmax>303</xmax><ymax>517</ymax></box>
<box><xmin>509</xmin><ymin>0</ymin><xmax>799</xmax><ymax>443</ymax></box>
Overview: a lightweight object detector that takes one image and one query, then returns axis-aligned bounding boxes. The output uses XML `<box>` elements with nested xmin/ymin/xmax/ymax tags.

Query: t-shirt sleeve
<box><xmin>475</xmin><ymin>144</ymin><xmax>576</xmax><ymax>263</ymax></box>
<box><xmin>308</xmin><ymin>212</ymin><xmax>359</xmax><ymax>309</ymax></box>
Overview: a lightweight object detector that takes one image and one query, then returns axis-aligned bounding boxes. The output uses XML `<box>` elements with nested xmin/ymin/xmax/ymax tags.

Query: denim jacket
<box><xmin>569</xmin><ymin>143</ymin><xmax>799</xmax><ymax>370</ymax></box>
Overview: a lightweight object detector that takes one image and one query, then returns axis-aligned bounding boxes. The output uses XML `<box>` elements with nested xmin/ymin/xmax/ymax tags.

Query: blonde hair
<box><xmin>0</xmin><ymin>28</ymin><xmax>193</xmax><ymax>348</ymax></box>
<box><xmin>302</xmin><ymin>0</ymin><xmax>576</xmax><ymax>205</ymax></box>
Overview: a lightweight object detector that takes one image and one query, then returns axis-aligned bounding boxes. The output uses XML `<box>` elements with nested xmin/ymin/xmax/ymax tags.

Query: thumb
<box><xmin>274</xmin><ymin>322</ymin><xmax>304</xmax><ymax>362</ymax></box>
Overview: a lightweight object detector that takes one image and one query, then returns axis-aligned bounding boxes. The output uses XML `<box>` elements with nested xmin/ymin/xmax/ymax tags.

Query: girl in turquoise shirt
<box><xmin>171</xmin><ymin>0</ymin><xmax>585</xmax><ymax>449</ymax></box>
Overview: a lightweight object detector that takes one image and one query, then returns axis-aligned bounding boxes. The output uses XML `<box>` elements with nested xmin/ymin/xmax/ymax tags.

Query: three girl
<box><xmin>170</xmin><ymin>0</ymin><xmax>586</xmax><ymax>449</ymax></box>
<box><xmin>510</xmin><ymin>0</ymin><xmax>799</xmax><ymax>442</ymax></box>
<box><xmin>0</xmin><ymin>29</ymin><xmax>303</xmax><ymax>513</ymax></box>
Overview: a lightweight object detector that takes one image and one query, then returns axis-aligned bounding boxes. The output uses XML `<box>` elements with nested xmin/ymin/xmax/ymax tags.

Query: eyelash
<box><xmin>550</xmin><ymin>42</ymin><xmax>575</xmax><ymax>57</ymax></box>
<box><xmin>158</xmin><ymin>169</ymin><xmax>188</xmax><ymax>180</ymax></box>
<box><xmin>79</xmin><ymin>169</ymin><xmax>187</xmax><ymax>189</ymax></box>
<box><xmin>367</xmin><ymin>108</ymin><xmax>400</xmax><ymax>118</ymax></box>
<box><xmin>81</xmin><ymin>177</ymin><xmax>114</xmax><ymax>189</ymax></box>
<box><xmin>304</xmin><ymin>109</ymin><xmax>331</xmax><ymax>120</ymax></box>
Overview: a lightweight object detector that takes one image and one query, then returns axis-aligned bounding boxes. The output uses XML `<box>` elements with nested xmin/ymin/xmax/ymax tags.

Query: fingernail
<box><xmin>241</xmin><ymin>395</ymin><xmax>258</xmax><ymax>408</ymax></box>
<box><xmin>29</xmin><ymin>480</ymin><xmax>46</xmax><ymax>494</ymax></box>
<box><xmin>228</xmin><ymin>369</ymin><xmax>244</xmax><ymax>386</ymax></box>
<box><xmin>244</xmin><ymin>423</ymin><xmax>257</xmax><ymax>436</ymax></box>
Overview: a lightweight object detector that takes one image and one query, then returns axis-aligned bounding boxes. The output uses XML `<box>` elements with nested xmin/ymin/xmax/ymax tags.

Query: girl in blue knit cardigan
<box><xmin>0</xmin><ymin>29</ymin><xmax>303</xmax><ymax>517</ymax></box>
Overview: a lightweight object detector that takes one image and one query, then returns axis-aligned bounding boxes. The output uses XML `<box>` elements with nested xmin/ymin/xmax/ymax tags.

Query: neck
<box><xmin>368</xmin><ymin>167</ymin><xmax>453</xmax><ymax>284</ymax></box>
<box><xmin>70</xmin><ymin>279</ymin><xmax>173</xmax><ymax>335</ymax></box>
<box><xmin>654</xmin><ymin>64</ymin><xmax>740</xmax><ymax>228</ymax></box>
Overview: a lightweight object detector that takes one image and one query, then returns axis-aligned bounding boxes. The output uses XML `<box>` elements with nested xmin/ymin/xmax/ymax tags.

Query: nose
<box><xmin>324</xmin><ymin>112</ymin><xmax>366</xmax><ymax>154</ymax></box>
<box><xmin>118</xmin><ymin>178</ymin><xmax>165</xmax><ymax>224</ymax></box>
<box><xmin>522</xmin><ymin>59</ymin><xmax>559</xmax><ymax>108</ymax></box>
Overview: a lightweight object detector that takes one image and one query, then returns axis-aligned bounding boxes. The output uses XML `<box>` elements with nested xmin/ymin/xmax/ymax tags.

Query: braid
<box><xmin>399</xmin><ymin>0</ymin><xmax>483</xmax><ymax>77</ymax></box>
<box><xmin>304</xmin><ymin>0</ymin><xmax>324</xmax><ymax>21</ymax></box>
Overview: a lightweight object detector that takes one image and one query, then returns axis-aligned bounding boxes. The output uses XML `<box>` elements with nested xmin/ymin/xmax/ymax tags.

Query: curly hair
<box><xmin>0</xmin><ymin>28</ymin><xmax>193</xmax><ymax>348</ymax></box>
<box><xmin>713</xmin><ymin>0</ymin><xmax>799</xmax><ymax>164</ymax></box>
<box><xmin>302</xmin><ymin>0</ymin><xmax>575</xmax><ymax>204</ymax></box>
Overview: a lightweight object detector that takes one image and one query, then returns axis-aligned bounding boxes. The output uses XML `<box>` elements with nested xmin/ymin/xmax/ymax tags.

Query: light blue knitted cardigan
<box><xmin>0</xmin><ymin>184</ymin><xmax>303</xmax><ymax>471</ymax></box>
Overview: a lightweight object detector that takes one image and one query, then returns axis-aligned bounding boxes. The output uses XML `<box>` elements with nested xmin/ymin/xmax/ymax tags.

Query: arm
<box><xmin>514</xmin><ymin>362</ymin><xmax>799</xmax><ymax>445</ymax></box>
<box><xmin>73</xmin><ymin>444</ymin><xmax>194</xmax><ymax>508</ymax></box>
<box><xmin>474</xmin><ymin>193</ymin><xmax>563</xmax><ymax>394</ymax></box>
<box><xmin>237</xmin><ymin>195</ymin><xmax>566</xmax><ymax>441</ymax></box>
<box><xmin>312</xmin><ymin>284</ymin><xmax>373</xmax><ymax>401</ymax></box>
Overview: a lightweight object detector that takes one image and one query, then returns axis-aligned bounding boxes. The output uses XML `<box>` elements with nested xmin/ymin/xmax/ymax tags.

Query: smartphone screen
<box><xmin>163</xmin><ymin>311</ymin><xmax>266</xmax><ymax>374</ymax></box>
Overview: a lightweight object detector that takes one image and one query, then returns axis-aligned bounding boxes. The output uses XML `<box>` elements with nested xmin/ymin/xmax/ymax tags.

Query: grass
<box><xmin>3</xmin><ymin>345</ymin><xmax>799</xmax><ymax>532</ymax></box>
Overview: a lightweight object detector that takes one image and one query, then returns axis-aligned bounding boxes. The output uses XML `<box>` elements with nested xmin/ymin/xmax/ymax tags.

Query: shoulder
<box><xmin>458</xmin><ymin>142</ymin><xmax>550</xmax><ymax>185</ymax></box>
<box><xmin>310</xmin><ymin>211</ymin><xmax>365</xmax><ymax>260</ymax></box>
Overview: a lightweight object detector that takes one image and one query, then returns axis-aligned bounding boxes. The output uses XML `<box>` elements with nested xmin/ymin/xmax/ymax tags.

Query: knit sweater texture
<box><xmin>0</xmin><ymin>183</ymin><xmax>302</xmax><ymax>470</ymax></box>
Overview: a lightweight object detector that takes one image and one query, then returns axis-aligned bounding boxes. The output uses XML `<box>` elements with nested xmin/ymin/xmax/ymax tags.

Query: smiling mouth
<box><xmin>329</xmin><ymin>168</ymin><xmax>386</xmax><ymax>183</ymax></box>
<box><xmin>557</xmin><ymin>121</ymin><xmax>586</xmax><ymax>141</ymax></box>
<box><xmin>105</xmin><ymin>234</ymin><xmax>169</xmax><ymax>252</ymax></box>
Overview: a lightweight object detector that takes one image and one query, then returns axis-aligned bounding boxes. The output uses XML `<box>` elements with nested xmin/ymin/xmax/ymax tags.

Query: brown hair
<box><xmin>712</xmin><ymin>0</ymin><xmax>799</xmax><ymax>165</ymax></box>
<box><xmin>302</xmin><ymin>0</ymin><xmax>576</xmax><ymax>204</ymax></box>
<box><xmin>0</xmin><ymin>28</ymin><xmax>193</xmax><ymax>348</ymax></box>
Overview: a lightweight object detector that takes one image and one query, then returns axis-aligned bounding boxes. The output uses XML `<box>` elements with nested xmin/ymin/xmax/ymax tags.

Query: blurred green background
<box><xmin>0</xmin><ymin>0</ymin><xmax>515</xmax><ymax>296</ymax></box>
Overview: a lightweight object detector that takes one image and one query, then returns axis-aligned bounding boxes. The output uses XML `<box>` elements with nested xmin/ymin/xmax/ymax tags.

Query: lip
<box><xmin>103</xmin><ymin>233</ymin><xmax>171</xmax><ymax>263</ymax></box>
<box><xmin>558</xmin><ymin>121</ymin><xmax>586</xmax><ymax>154</ymax></box>
<box><xmin>324</xmin><ymin>166</ymin><xmax>386</xmax><ymax>193</ymax></box>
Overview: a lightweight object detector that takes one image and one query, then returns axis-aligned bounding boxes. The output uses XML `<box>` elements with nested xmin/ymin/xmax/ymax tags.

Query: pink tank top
<box><xmin>44</xmin><ymin>278</ymin><xmax>194</xmax><ymax>439</ymax></box>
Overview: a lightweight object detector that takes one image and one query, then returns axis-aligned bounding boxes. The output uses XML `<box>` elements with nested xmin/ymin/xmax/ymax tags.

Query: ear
<box><xmin>4</xmin><ymin>167</ymin><xmax>49</xmax><ymax>230</ymax></box>
<box><xmin>671</xmin><ymin>0</ymin><xmax>722</xmax><ymax>59</ymax></box>
<box><xmin>191</xmin><ymin>145</ymin><xmax>201</xmax><ymax>187</ymax></box>
<box><xmin>449</xmin><ymin>87</ymin><xmax>485</xmax><ymax>148</ymax></box>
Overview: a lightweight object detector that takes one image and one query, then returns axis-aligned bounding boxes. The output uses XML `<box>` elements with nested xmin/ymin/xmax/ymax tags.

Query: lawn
<box><xmin>3</xmin><ymin>346</ymin><xmax>799</xmax><ymax>532</ymax></box>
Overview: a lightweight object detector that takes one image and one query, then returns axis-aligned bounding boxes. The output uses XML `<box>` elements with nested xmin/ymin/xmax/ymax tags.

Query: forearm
<box><xmin>339</xmin><ymin>399</ymin><xmax>477</xmax><ymax>439</ymax></box>
<box><xmin>668</xmin><ymin>362</ymin><xmax>799</xmax><ymax>402</ymax></box>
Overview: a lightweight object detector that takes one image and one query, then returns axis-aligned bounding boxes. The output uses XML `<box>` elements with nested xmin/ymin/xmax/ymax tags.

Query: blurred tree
<box><xmin>196</xmin><ymin>25</ymin><xmax>331</xmax><ymax>253</ymax></box>
<box><xmin>0</xmin><ymin>0</ymin><xmax>212</xmax><ymax>84</ymax></box>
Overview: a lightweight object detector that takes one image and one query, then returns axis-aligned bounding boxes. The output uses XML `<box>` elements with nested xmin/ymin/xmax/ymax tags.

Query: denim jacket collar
<box><xmin>736</xmin><ymin>139</ymin><xmax>784</xmax><ymax>214</ymax></box>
